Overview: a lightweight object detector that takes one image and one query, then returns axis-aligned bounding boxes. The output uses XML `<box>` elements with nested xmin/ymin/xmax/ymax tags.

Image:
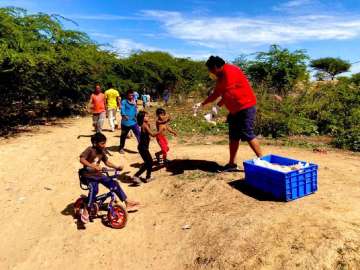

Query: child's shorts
<box><xmin>156</xmin><ymin>134</ymin><xmax>169</xmax><ymax>153</ymax></box>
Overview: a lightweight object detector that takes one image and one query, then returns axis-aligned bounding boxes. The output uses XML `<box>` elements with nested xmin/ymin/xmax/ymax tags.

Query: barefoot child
<box><xmin>79</xmin><ymin>132</ymin><xmax>139</xmax><ymax>223</ymax></box>
<box><xmin>132</xmin><ymin>111</ymin><xmax>158</xmax><ymax>184</ymax></box>
<box><xmin>155</xmin><ymin>108</ymin><xmax>177</xmax><ymax>164</ymax></box>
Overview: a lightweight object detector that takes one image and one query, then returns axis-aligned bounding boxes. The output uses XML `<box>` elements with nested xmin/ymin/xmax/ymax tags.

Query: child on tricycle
<box><xmin>77</xmin><ymin>132</ymin><xmax>139</xmax><ymax>225</ymax></box>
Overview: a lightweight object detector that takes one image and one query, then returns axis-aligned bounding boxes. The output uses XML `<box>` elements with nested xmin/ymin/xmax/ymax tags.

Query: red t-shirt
<box><xmin>91</xmin><ymin>93</ymin><xmax>105</xmax><ymax>113</ymax></box>
<box><xmin>204</xmin><ymin>64</ymin><xmax>256</xmax><ymax>114</ymax></box>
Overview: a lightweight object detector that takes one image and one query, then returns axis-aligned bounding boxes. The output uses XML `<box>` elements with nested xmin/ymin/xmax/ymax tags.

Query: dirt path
<box><xmin>0</xmin><ymin>117</ymin><xmax>359</xmax><ymax>270</ymax></box>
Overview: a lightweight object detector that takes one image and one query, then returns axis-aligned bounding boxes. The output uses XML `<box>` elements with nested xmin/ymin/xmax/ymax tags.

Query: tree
<box><xmin>310</xmin><ymin>57</ymin><xmax>351</xmax><ymax>80</ymax></box>
<box><xmin>0</xmin><ymin>7</ymin><xmax>209</xmax><ymax>133</ymax></box>
<box><xmin>314</xmin><ymin>71</ymin><xmax>327</xmax><ymax>81</ymax></box>
<box><xmin>232</xmin><ymin>54</ymin><xmax>250</xmax><ymax>72</ymax></box>
<box><xmin>236</xmin><ymin>45</ymin><xmax>309</xmax><ymax>95</ymax></box>
<box><xmin>351</xmin><ymin>73</ymin><xmax>360</xmax><ymax>86</ymax></box>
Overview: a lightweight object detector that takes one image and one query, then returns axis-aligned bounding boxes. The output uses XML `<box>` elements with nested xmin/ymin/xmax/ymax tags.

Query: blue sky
<box><xmin>1</xmin><ymin>0</ymin><xmax>360</xmax><ymax>73</ymax></box>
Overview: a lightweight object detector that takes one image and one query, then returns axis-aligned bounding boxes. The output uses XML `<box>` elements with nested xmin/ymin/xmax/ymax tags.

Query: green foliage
<box><xmin>255</xmin><ymin>88</ymin><xmax>318</xmax><ymax>138</ymax></box>
<box><xmin>171</xmin><ymin>111</ymin><xmax>228</xmax><ymax>137</ymax></box>
<box><xmin>314</xmin><ymin>71</ymin><xmax>327</xmax><ymax>81</ymax></box>
<box><xmin>310</xmin><ymin>57</ymin><xmax>351</xmax><ymax>80</ymax></box>
<box><xmin>0</xmin><ymin>7</ymin><xmax>208</xmax><ymax>133</ymax></box>
<box><xmin>1</xmin><ymin>8</ymin><xmax>359</xmax><ymax>151</ymax></box>
<box><xmin>350</xmin><ymin>73</ymin><xmax>360</xmax><ymax>86</ymax></box>
<box><xmin>255</xmin><ymin>81</ymin><xmax>360</xmax><ymax>151</ymax></box>
<box><xmin>236</xmin><ymin>45</ymin><xmax>309</xmax><ymax>95</ymax></box>
<box><xmin>333</xmin><ymin>126</ymin><xmax>360</xmax><ymax>151</ymax></box>
<box><xmin>115</xmin><ymin>51</ymin><xmax>209</xmax><ymax>95</ymax></box>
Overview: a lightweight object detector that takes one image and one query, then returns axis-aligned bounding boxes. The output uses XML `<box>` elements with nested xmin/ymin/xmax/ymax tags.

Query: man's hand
<box><xmin>122</xmin><ymin>115</ymin><xmax>129</xmax><ymax>120</ymax></box>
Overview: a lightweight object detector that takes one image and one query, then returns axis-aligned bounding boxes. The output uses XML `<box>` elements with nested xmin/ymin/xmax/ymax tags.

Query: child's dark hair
<box><xmin>126</xmin><ymin>89</ymin><xmax>134</xmax><ymax>95</ymax></box>
<box><xmin>107</xmin><ymin>82</ymin><xmax>113</xmax><ymax>88</ymax></box>
<box><xmin>206</xmin><ymin>56</ymin><xmax>225</xmax><ymax>69</ymax></box>
<box><xmin>137</xmin><ymin>111</ymin><xmax>147</xmax><ymax>126</ymax></box>
<box><xmin>91</xmin><ymin>132</ymin><xmax>107</xmax><ymax>145</ymax></box>
<box><xmin>156</xmin><ymin>108</ymin><xmax>166</xmax><ymax>116</ymax></box>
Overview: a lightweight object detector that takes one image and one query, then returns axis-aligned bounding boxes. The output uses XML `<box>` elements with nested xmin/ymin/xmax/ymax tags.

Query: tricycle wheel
<box><xmin>73</xmin><ymin>197</ymin><xmax>86</xmax><ymax>218</ymax></box>
<box><xmin>107</xmin><ymin>205</ymin><xmax>127</xmax><ymax>229</ymax></box>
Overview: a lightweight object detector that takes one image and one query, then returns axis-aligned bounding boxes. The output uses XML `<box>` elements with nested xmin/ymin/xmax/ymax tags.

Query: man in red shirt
<box><xmin>88</xmin><ymin>83</ymin><xmax>106</xmax><ymax>133</ymax></box>
<box><xmin>200</xmin><ymin>56</ymin><xmax>263</xmax><ymax>171</ymax></box>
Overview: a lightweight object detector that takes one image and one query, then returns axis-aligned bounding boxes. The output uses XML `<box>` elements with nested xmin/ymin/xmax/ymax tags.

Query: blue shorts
<box><xmin>228</xmin><ymin>106</ymin><xmax>257</xmax><ymax>141</ymax></box>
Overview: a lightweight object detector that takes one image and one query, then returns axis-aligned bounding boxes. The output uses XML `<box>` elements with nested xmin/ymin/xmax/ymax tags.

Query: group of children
<box><xmin>132</xmin><ymin>108</ymin><xmax>177</xmax><ymax>184</ymax></box>
<box><xmin>79</xmin><ymin>100</ymin><xmax>176</xmax><ymax>223</ymax></box>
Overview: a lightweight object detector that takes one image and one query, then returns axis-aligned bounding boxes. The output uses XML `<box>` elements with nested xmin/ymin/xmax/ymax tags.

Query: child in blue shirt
<box><xmin>119</xmin><ymin>90</ymin><xmax>141</xmax><ymax>153</ymax></box>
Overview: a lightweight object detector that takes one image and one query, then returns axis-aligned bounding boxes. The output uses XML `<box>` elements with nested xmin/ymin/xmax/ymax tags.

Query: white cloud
<box><xmin>273</xmin><ymin>0</ymin><xmax>313</xmax><ymax>11</ymax></box>
<box><xmin>89</xmin><ymin>32</ymin><xmax>115</xmax><ymax>39</ymax></box>
<box><xmin>108</xmin><ymin>38</ymin><xmax>161</xmax><ymax>56</ymax></box>
<box><xmin>104</xmin><ymin>38</ymin><xmax>211</xmax><ymax>60</ymax></box>
<box><xmin>142</xmin><ymin>10</ymin><xmax>360</xmax><ymax>48</ymax></box>
<box><xmin>350</xmin><ymin>63</ymin><xmax>360</xmax><ymax>74</ymax></box>
<box><xmin>170</xmin><ymin>51</ymin><xmax>211</xmax><ymax>60</ymax></box>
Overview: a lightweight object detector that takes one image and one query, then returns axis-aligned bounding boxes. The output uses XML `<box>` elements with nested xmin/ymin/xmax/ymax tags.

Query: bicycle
<box><xmin>73</xmin><ymin>168</ymin><xmax>128</xmax><ymax>229</ymax></box>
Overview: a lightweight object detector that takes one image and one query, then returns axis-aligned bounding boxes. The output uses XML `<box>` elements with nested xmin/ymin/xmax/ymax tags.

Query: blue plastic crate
<box><xmin>243</xmin><ymin>155</ymin><xmax>318</xmax><ymax>201</ymax></box>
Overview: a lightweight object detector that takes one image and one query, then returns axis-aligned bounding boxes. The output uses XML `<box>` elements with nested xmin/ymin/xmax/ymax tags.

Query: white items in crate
<box><xmin>253</xmin><ymin>158</ymin><xmax>310</xmax><ymax>173</ymax></box>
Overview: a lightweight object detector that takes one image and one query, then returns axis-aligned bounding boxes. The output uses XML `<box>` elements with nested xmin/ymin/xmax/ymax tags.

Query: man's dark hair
<box><xmin>91</xmin><ymin>132</ymin><xmax>107</xmax><ymax>145</ymax></box>
<box><xmin>156</xmin><ymin>108</ymin><xmax>166</xmax><ymax>116</ymax></box>
<box><xmin>107</xmin><ymin>82</ymin><xmax>113</xmax><ymax>88</ymax></box>
<box><xmin>137</xmin><ymin>111</ymin><xmax>147</xmax><ymax>126</ymax></box>
<box><xmin>206</xmin><ymin>56</ymin><xmax>225</xmax><ymax>69</ymax></box>
<box><xmin>126</xmin><ymin>89</ymin><xmax>134</xmax><ymax>95</ymax></box>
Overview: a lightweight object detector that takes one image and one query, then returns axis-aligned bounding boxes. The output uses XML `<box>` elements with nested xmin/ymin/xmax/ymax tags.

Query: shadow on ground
<box><xmin>61</xmin><ymin>202</ymin><xmax>87</xmax><ymax>230</ymax></box>
<box><xmin>130</xmin><ymin>162</ymin><xmax>165</xmax><ymax>173</ymax></box>
<box><xmin>228</xmin><ymin>179</ymin><xmax>282</xmax><ymax>202</ymax></box>
<box><xmin>106</xmin><ymin>145</ymin><xmax>138</xmax><ymax>154</ymax></box>
<box><xmin>61</xmin><ymin>202</ymin><xmax>76</xmax><ymax>217</ymax></box>
<box><xmin>115</xmin><ymin>171</ymin><xmax>134</xmax><ymax>184</ymax></box>
<box><xmin>165</xmin><ymin>159</ymin><xmax>223</xmax><ymax>175</ymax></box>
<box><xmin>77</xmin><ymin>134</ymin><xmax>93</xmax><ymax>139</ymax></box>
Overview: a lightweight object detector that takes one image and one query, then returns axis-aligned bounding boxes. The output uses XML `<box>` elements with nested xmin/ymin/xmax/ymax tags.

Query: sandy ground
<box><xmin>0</xmin><ymin>116</ymin><xmax>359</xmax><ymax>270</ymax></box>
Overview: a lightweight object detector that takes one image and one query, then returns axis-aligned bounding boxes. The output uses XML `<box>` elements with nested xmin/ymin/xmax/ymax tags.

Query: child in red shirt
<box><xmin>155</xmin><ymin>108</ymin><xmax>177</xmax><ymax>164</ymax></box>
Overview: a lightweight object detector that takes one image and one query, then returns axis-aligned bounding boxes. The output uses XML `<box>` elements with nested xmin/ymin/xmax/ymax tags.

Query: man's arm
<box><xmin>217</xmin><ymin>98</ymin><xmax>224</xmax><ymax>107</ymax></box>
<box><xmin>87</xmin><ymin>95</ymin><xmax>93</xmax><ymax>113</ymax></box>
<box><xmin>201</xmin><ymin>87</ymin><xmax>221</xmax><ymax>107</ymax></box>
<box><xmin>117</xmin><ymin>96</ymin><xmax>121</xmax><ymax>108</ymax></box>
<box><xmin>120</xmin><ymin>101</ymin><xmax>128</xmax><ymax>120</ymax></box>
<box><xmin>104</xmin><ymin>94</ymin><xmax>108</xmax><ymax>117</ymax></box>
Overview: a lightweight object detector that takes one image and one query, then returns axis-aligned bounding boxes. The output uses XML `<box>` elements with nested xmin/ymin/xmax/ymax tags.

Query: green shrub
<box><xmin>254</xmin><ymin>81</ymin><xmax>359</xmax><ymax>151</ymax></box>
<box><xmin>333</xmin><ymin>126</ymin><xmax>360</xmax><ymax>151</ymax></box>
